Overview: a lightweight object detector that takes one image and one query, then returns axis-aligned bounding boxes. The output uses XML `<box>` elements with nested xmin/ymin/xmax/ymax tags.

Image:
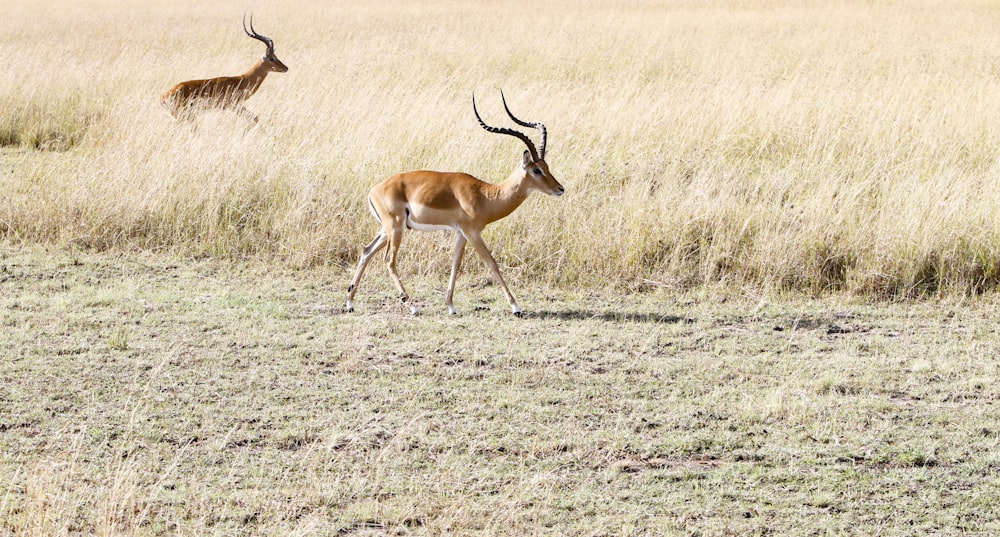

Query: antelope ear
<box><xmin>521</xmin><ymin>150</ymin><xmax>532</xmax><ymax>169</ymax></box>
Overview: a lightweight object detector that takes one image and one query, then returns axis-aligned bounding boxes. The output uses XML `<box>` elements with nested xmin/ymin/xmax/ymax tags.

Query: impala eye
<box><xmin>532</xmin><ymin>167</ymin><xmax>542</xmax><ymax>175</ymax></box>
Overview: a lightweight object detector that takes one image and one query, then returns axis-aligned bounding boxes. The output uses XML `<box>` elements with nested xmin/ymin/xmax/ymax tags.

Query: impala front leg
<box><xmin>467</xmin><ymin>233</ymin><xmax>521</xmax><ymax>316</ymax></box>
<box><xmin>446</xmin><ymin>231</ymin><xmax>468</xmax><ymax>315</ymax></box>
<box><xmin>234</xmin><ymin>104</ymin><xmax>259</xmax><ymax>124</ymax></box>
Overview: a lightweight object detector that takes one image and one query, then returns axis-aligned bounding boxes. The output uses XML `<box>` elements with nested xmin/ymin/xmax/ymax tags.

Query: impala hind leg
<box><xmin>163</xmin><ymin>101</ymin><xmax>198</xmax><ymax>126</ymax></box>
<box><xmin>234</xmin><ymin>105</ymin><xmax>260</xmax><ymax>125</ymax></box>
<box><xmin>385</xmin><ymin>223</ymin><xmax>418</xmax><ymax>314</ymax></box>
<box><xmin>346</xmin><ymin>230</ymin><xmax>387</xmax><ymax>312</ymax></box>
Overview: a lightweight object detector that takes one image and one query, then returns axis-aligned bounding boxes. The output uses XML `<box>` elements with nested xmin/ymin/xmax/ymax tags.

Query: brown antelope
<box><xmin>161</xmin><ymin>15</ymin><xmax>288</xmax><ymax>123</ymax></box>
<box><xmin>346</xmin><ymin>92</ymin><xmax>565</xmax><ymax>316</ymax></box>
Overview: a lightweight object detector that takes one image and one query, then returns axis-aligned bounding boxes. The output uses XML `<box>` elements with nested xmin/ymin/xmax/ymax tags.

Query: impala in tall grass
<box><xmin>346</xmin><ymin>92</ymin><xmax>565</xmax><ymax>316</ymax></box>
<box><xmin>161</xmin><ymin>15</ymin><xmax>288</xmax><ymax>123</ymax></box>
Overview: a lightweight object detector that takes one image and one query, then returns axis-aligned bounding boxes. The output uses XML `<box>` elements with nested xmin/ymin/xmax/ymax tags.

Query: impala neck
<box><xmin>483</xmin><ymin>166</ymin><xmax>534</xmax><ymax>224</ymax></box>
<box><xmin>237</xmin><ymin>58</ymin><xmax>272</xmax><ymax>95</ymax></box>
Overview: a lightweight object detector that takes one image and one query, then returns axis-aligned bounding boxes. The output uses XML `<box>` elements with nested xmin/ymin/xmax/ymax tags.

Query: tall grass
<box><xmin>4</xmin><ymin>0</ymin><xmax>1000</xmax><ymax>297</ymax></box>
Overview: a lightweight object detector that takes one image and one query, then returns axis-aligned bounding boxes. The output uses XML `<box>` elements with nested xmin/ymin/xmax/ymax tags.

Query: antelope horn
<box><xmin>500</xmin><ymin>90</ymin><xmax>547</xmax><ymax>160</ymax></box>
<box><xmin>243</xmin><ymin>14</ymin><xmax>275</xmax><ymax>54</ymax></box>
<box><xmin>473</xmin><ymin>93</ymin><xmax>540</xmax><ymax>162</ymax></box>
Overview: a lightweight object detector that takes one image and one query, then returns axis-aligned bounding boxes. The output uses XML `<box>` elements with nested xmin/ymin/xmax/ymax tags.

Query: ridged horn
<box><xmin>500</xmin><ymin>90</ymin><xmax>547</xmax><ymax>160</ymax></box>
<box><xmin>473</xmin><ymin>92</ymin><xmax>541</xmax><ymax>162</ymax></box>
<box><xmin>243</xmin><ymin>14</ymin><xmax>275</xmax><ymax>54</ymax></box>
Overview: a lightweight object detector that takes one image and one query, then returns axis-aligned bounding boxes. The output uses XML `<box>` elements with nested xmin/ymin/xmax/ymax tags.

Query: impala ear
<box><xmin>521</xmin><ymin>150</ymin><xmax>532</xmax><ymax>169</ymax></box>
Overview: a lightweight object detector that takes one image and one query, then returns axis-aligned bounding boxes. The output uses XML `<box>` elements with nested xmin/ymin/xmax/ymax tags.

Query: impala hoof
<box><xmin>345</xmin><ymin>300</ymin><xmax>354</xmax><ymax>313</ymax></box>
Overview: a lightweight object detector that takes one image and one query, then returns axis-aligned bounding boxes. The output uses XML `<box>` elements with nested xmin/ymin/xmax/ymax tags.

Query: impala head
<box><xmin>474</xmin><ymin>91</ymin><xmax>565</xmax><ymax>197</ymax></box>
<box><xmin>243</xmin><ymin>14</ymin><xmax>288</xmax><ymax>73</ymax></box>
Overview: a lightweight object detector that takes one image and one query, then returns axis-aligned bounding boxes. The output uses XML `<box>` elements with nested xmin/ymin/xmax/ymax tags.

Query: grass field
<box><xmin>4</xmin><ymin>0</ymin><xmax>1000</xmax><ymax>296</ymax></box>
<box><xmin>4</xmin><ymin>0</ymin><xmax>1000</xmax><ymax>535</ymax></box>
<box><xmin>2</xmin><ymin>249</ymin><xmax>1000</xmax><ymax>535</ymax></box>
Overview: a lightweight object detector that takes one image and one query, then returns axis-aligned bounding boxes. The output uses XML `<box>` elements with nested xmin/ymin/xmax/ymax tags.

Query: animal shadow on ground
<box><xmin>526</xmin><ymin>309</ymin><xmax>695</xmax><ymax>324</ymax></box>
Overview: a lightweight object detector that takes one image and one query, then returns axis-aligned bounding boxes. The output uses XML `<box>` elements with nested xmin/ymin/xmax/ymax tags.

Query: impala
<box><xmin>161</xmin><ymin>15</ymin><xmax>288</xmax><ymax>123</ymax></box>
<box><xmin>346</xmin><ymin>92</ymin><xmax>565</xmax><ymax>316</ymax></box>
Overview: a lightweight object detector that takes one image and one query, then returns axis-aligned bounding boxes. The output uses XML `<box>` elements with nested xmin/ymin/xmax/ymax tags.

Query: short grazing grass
<box><xmin>2</xmin><ymin>249</ymin><xmax>999</xmax><ymax>535</ymax></box>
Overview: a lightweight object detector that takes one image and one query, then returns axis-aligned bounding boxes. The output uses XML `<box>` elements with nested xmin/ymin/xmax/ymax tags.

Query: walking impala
<box><xmin>161</xmin><ymin>15</ymin><xmax>288</xmax><ymax>123</ymax></box>
<box><xmin>346</xmin><ymin>92</ymin><xmax>565</xmax><ymax>316</ymax></box>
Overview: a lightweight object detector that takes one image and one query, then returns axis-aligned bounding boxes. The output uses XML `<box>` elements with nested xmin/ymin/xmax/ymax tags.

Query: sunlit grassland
<box><xmin>5</xmin><ymin>1</ymin><xmax>1000</xmax><ymax>535</ymax></box>
<box><xmin>4</xmin><ymin>0</ymin><xmax>1000</xmax><ymax>297</ymax></box>
<box><xmin>2</xmin><ymin>249</ymin><xmax>1000</xmax><ymax>535</ymax></box>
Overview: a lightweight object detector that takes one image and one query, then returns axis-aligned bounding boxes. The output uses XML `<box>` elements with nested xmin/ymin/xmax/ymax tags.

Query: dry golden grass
<box><xmin>6</xmin><ymin>3</ymin><xmax>1000</xmax><ymax>533</ymax></box>
<box><xmin>4</xmin><ymin>0</ymin><xmax>1000</xmax><ymax>299</ymax></box>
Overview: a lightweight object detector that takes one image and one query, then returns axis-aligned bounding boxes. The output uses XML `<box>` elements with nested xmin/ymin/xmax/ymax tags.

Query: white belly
<box><xmin>407</xmin><ymin>219</ymin><xmax>455</xmax><ymax>233</ymax></box>
<box><xmin>406</xmin><ymin>204</ymin><xmax>458</xmax><ymax>233</ymax></box>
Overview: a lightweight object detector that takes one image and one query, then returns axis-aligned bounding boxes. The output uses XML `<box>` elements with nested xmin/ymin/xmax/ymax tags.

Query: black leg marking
<box><xmin>368</xmin><ymin>197</ymin><xmax>382</xmax><ymax>224</ymax></box>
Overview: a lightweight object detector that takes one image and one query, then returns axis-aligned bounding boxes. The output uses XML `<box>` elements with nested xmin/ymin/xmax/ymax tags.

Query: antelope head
<box><xmin>473</xmin><ymin>91</ymin><xmax>564</xmax><ymax>197</ymax></box>
<box><xmin>243</xmin><ymin>14</ymin><xmax>288</xmax><ymax>73</ymax></box>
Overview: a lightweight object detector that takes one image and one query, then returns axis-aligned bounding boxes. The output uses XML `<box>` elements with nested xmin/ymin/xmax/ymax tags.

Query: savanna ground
<box><xmin>3</xmin><ymin>249</ymin><xmax>1000</xmax><ymax>536</ymax></box>
<box><xmin>4</xmin><ymin>0</ymin><xmax>1000</xmax><ymax>535</ymax></box>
